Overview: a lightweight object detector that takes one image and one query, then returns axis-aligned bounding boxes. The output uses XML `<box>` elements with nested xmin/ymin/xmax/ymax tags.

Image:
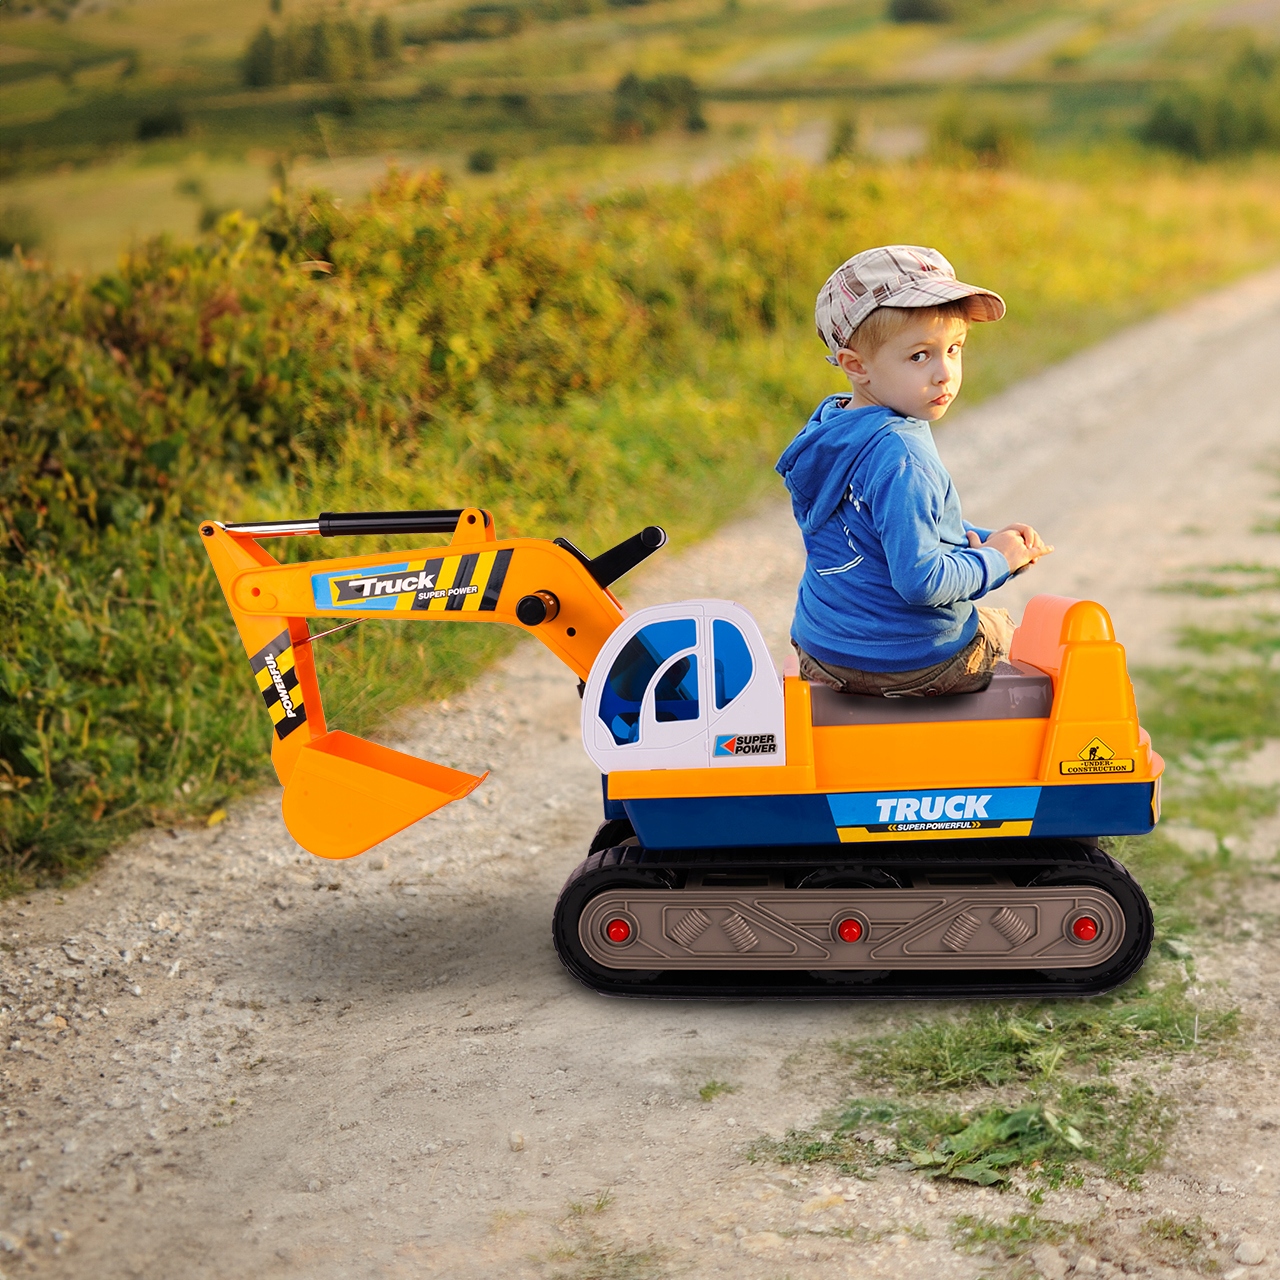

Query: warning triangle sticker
<box><xmin>1078</xmin><ymin>737</ymin><xmax>1114</xmax><ymax>761</ymax></box>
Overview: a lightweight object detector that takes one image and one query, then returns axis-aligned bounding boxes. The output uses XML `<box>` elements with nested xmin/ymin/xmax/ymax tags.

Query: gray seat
<box><xmin>809</xmin><ymin>660</ymin><xmax>1053</xmax><ymax>726</ymax></box>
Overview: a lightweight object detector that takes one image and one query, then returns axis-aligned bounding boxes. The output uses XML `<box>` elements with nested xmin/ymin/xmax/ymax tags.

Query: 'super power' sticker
<box><xmin>827</xmin><ymin>786</ymin><xmax>1041</xmax><ymax>841</ymax></box>
<box><xmin>311</xmin><ymin>549</ymin><xmax>512</xmax><ymax>614</ymax></box>
<box><xmin>714</xmin><ymin>733</ymin><xmax>777</xmax><ymax>757</ymax></box>
<box><xmin>248</xmin><ymin>630</ymin><xmax>307</xmax><ymax>741</ymax></box>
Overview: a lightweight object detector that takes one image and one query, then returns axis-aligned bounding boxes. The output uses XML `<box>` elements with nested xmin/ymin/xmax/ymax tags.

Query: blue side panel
<box><xmin>311</xmin><ymin>562</ymin><xmax>408</xmax><ymax>612</ymax></box>
<box><xmin>624</xmin><ymin>794</ymin><xmax>839</xmax><ymax>849</ymax></box>
<box><xmin>601</xmin><ymin>776</ymin><xmax>628</xmax><ymax>822</ymax></box>
<box><xmin>1030</xmin><ymin>783</ymin><xmax>1156</xmax><ymax>837</ymax></box>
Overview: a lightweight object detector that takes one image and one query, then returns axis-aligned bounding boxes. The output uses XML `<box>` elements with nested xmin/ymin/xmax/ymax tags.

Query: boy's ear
<box><xmin>836</xmin><ymin>347</ymin><xmax>871</xmax><ymax>383</ymax></box>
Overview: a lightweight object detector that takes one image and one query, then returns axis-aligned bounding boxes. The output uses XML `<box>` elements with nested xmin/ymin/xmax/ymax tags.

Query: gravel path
<box><xmin>6</xmin><ymin>269</ymin><xmax>1280</xmax><ymax>1279</ymax></box>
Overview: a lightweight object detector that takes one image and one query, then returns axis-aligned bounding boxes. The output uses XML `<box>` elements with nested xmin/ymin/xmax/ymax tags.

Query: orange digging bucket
<box><xmin>281</xmin><ymin>730</ymin><xmax>487</xmax><ymax>859</ymax></box>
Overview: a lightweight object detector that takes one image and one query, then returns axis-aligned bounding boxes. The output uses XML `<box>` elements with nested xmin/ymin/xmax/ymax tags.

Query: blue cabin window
<box><xmin>654</xmin><ymin>656</ymin><xmax>698</xmax><ymax>723</ymax></box>
<box><xmin>712</xmin><ymin>619</ymin><xmax>753</xmax><ymax>710</ymax></box>
<box><xmin>599</xmin><ymin>619</ymin><xmax>697</xmax><ymax>746</ymax></box>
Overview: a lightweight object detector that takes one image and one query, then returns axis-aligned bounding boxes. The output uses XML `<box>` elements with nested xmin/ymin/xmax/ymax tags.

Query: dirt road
<box><xmin>6</xmin><ymin>269</ymin><xmax>1280</xmax><ymax>1280</ymax></box>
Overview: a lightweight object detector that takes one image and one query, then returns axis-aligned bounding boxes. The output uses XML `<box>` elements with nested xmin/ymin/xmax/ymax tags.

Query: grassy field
<box><xmin>1</xmin><ymin>0</ymin><xmax>1279</xmax><ymax>266</ymax></box>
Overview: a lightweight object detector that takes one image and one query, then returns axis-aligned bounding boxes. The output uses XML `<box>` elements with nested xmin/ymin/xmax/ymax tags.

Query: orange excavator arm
<box><xmin>200</xmin><ymin>507</ymin><xmax>665</xmax><ymax>860</ymax></box>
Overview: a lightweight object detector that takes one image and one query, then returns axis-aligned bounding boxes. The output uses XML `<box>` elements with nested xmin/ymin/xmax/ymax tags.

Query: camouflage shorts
<box><xmin>794</xmin><ymin>607</ymin><xmax>1015</xmax><ymax>699</ymax></box>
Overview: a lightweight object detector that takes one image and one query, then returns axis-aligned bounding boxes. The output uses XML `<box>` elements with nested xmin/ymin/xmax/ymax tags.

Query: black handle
<box><xmin>567</xmin><ymin>525</ymin><xmax>666</xmax><ymax>589</ymax></box>
<box><xmin>317</xmin><ymin>509</ymin><xmax>479</xmax><ymax>537</ymax></box>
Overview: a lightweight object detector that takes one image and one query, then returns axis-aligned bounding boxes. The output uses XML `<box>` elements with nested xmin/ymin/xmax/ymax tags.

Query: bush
<box><xmin>613</xmin><ymin>73</ymin><xmax>705</xmax><ymax>140</ymax></box>
<box><xmin>135</xmin><ymin>106</ymin><xmax>187</xmax><ymax>141</ymax></box>
<box><xmin>932</xmin><ymin>104</ymin><xmax>1029</xmax><ymax>167</ymax></box>
<box><xmin>370</xmin><ymin>13</ymin><xmax>399</xmax><ymax>61</ymax></box>
<box><xmin>1142</xmin><ymin>39</ymin><xmax>1280</xmax><ymax>159</ymax></box>
<box><xmin>242</xmin><ymin>17</ymin><xmax>374</xmax><ymax>88</ymax></box>
<box><xmin>467</xmin><ymin>147</ymin><xmax>499</xmax><ymax>172</ymax></box>
<box><xmin>828</xmin><ymin>115</ymin><xmax>857</xmax><ymax>162</ymax></box>
<box><xmin>889</xmin><ymin>0</ymin><xmax>958</xmax><ymax>22</ymax></box>
<box><xmin>0</xmin><ymin>205</ymin><xmax>42</xmax><ymax>256</ymax></box>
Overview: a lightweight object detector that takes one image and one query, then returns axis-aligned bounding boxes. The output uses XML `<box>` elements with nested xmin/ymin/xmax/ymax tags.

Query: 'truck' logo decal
<box><xmin>248</xmin><ymin>630</ymin><xmax>307</xmax><ymax>741</ymax></box>
<box><xmin>1060</xmin><ymin>737</ymin><xmax>1135</xmax><ymax>775</ymax></box>
<box><xmin>826</xmin><ymin>787</ymin><xmax>1041</xmax><ymax>841</ymax></box>
<box><xmin>714</xmin><ymin>733</ymin><xmax>777</xmax><ymax>757</ymax></box>
<box><xmin>310</xmin><ymin>549</ymin><xmax>513</xmax><ymax>615</ymax></box>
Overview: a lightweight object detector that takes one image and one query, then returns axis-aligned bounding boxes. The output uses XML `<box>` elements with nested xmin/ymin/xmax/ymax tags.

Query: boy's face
<box><xmin>837</xmin><ymin>311</ymin><xmax>968</xmax><ymax>422</ymax></box>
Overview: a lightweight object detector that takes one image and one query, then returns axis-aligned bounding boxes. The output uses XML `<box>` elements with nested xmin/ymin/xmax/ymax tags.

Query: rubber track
<box><xmin>551</xmin><ymin>840</ymin><xmax>1154</xmax><ymax>1001</ymax></box>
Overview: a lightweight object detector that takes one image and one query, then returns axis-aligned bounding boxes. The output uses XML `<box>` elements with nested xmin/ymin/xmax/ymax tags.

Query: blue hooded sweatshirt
<box><xmin>776</xmin><ymin>396</ymin><xmax>1009</xmax><ymax>673</ymax></box>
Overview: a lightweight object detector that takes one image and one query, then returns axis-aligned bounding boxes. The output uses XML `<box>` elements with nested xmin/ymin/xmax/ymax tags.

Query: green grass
<box><xmin>951</xmin><ymin>1211</ymin><xmax>1081</xmax><ymax>1254</ymax></box>
<box><xmin>753</xmin><ymin>974</ymin><xmax>1227</xmax><ymax>1189</ymax></box>
<box><xmin>844</xmin><ymin>988</ymin><xmax>1236</xmax><ymax>1093</ymax></box>
<box><xmin>546</xmin><ymin>1191</ymin><xmax>665</xmax><ymax>1280</ymax></box>
<box><xmin>698</xmin><ymin>1079</ymin><xmax>738</xmax><ymax>1101</ymax></box>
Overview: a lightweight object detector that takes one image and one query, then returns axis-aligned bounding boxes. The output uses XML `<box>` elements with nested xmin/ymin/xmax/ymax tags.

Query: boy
<box><xmin>776</xmin><ymin>245</ymin><xmax>1051</xmax><ymax>698</ymax></box>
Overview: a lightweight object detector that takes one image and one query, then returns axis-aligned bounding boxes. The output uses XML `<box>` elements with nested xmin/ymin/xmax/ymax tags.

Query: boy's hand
<box><xmin>966</xmin><ymin>527</ymin><xmax>1054</xmax><ymax>574</ymax></box>
<box><xmin>994</xmin><ymin>522</ymin><xmax>1051</xmax><ymax>557</ymax></box>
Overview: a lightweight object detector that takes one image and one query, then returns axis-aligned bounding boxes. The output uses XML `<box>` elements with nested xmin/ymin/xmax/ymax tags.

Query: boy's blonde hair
<box><xmin>845</xmin><ymin>299</ymin><xmax>972</xmax><ymax>357</ymax></box>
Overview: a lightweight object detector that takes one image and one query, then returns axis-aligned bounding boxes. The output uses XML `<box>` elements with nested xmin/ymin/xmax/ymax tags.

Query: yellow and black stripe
<box><xmin>409</xmin><ymin>547</ymin><xmax>512</xmax><ymax>614</ymax></box>
<box><xmin>248</xmin><ymin>630</ymin><xmax>308</xmax><ymax>740</ymax></box>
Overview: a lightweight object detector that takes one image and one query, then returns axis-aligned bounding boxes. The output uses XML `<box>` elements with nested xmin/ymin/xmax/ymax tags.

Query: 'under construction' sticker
<box><xmin>1060</xmin><ymin>737</ymin><xmax>1134</xmax><ymax>775</ymax></box>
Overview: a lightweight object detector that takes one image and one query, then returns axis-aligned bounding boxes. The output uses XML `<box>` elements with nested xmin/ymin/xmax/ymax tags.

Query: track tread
<box><xmin>552</xmin><ymin>840</ymin><xmax>1152</xmax><ymax>1001</ymax></box>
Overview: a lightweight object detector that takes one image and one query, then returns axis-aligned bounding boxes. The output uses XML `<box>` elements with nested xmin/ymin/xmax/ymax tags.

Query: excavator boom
<box><xmin>200</xmin><ymin>507</ymin><xmax>665</xmax><ymax>859</ymax></box>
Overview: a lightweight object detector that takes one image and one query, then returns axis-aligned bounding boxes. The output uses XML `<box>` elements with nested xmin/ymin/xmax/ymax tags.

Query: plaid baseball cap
<box><xmin>815</xmin><ymin>245</ymin><xmax>1005</xmax><ymax>362</ymax></box>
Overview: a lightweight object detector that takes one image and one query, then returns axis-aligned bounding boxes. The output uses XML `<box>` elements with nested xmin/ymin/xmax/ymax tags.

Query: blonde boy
<box><xmin>775</xmin><ymin>245</ymin><xmax>1051</xmax><ymax>697</ymax></box>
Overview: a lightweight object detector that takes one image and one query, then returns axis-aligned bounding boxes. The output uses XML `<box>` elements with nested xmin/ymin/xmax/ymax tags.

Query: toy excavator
<box><xmin>202</xmin><ymin>507</ymin><xmax>1160</xmax><ymax>1000</ymax></box>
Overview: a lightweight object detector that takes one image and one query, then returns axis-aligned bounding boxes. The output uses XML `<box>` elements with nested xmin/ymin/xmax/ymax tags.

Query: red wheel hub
<box><xmin>836</xmin><ymin>917</ymin><xmax>863</xmax><ymax>944</ymax></box>
<box><xmin>1071</xmin><ymin>915</ymin><xmax>1099</xmax><ymax>942</ymax></box>
<box><xmin>605</xmin><ymin>918</ymin><xmax>632</xmax><ymax>944</ymax></box>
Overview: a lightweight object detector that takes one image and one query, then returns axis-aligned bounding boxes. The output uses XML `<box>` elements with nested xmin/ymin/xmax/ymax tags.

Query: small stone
<box><xmin>800</xmin><ymin>1193</ymin><xmax>842</xmax><ymax>1215</ymax></box>
<box><xmin>130</xmin><ymin>985</ymin><xmax>142</xmax><ymax>998</ymax></box>
<box><xmin>508</xmin><ymin>1131</ymin><xmax>525</xmax><ymax>1152</ymax></box>
<box><xmin>396</xmin><ymin>909</ymin><xmax>408</xmax><ymax>920</ymax></box>
<box><xmin>1235</xmin><ymin>1238</ymin><xmax>1268</xmax><ymax>1266</ymax></box>
<box><xmin>1076</xmin><ymin>1255</ymin><xmax>1100</xmax><ymax>1275</ymax></box>
<box><xmin>739</xmin><ymin>1231</ymin><xmax>785</xmax><ymax>1256</ymax></box>
<box><xmin>306</xmin><ymin>1178</ymin><xmax>321</xmax><ymax>1193</ymax></box>
<box><xmin>1030</xmin><ymin>1243</ymin><xmax>1067</xmax><ymax>1280</ymax></box>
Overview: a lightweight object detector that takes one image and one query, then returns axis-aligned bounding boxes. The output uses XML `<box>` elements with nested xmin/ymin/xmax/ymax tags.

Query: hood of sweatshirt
<box><xmin>775</xmin><ymin>398</ymin><xmax>902</xmax><ymax>535</ymax></box>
